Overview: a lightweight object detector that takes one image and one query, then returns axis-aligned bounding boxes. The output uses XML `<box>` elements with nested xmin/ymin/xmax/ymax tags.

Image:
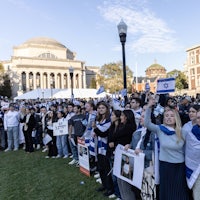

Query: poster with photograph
<box><xmin>53</xmin><ymin>120</ymin><xmax>68</xmax><ymax>136</ymax></box>
<box><xmin>113</xmin><ymin>144</ymin><xmax>145</xmax><ymax>189</ymax></box>
<box><xmin>77</xmin><ymin>137</ymin><xmax>90</xmax><ymax>177</ymax></box>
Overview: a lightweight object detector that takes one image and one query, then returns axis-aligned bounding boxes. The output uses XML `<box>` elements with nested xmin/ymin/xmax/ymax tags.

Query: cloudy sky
<box><xmin>0</xmin><ymin>0</ymin><xmax>200</xmax><ymax>76</ymax></box>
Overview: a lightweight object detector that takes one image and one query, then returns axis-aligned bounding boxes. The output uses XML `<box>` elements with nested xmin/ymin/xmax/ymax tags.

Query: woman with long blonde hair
<box><xmin>144</xmin><ymin>97</ymin><xmax>189</xmax><ymax>200</ymax></box>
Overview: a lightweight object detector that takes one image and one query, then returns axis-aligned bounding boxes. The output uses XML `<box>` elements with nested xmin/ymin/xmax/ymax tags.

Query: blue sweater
<box><xmin>144</xmin><ymin>107</ymin><xmax>186</xmax><ymax>163</ymax></box>
<box><xmin>130</xmin><ymin>127</ymin><xmax>155</xmax><ymax>168</ymax></box>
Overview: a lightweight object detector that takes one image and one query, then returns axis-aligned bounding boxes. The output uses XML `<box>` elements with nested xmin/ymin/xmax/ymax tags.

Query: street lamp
<box><xmin>69</xmin><ymin>66</ymin><xmax>74</xmax><ymax>100</ymax></box>
<box><xmin>117</xmin><ymin>19</ymin><xmax>128</xmax><ymax>105</ymax></box>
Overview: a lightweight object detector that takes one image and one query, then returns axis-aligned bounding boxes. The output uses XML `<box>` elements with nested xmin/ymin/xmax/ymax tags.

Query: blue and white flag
<box><xmin>73</xmin><ymin>99</ymin><xmax>80</xmax><ymax>105</ymax></box>
<box><xmin>96</xmin><ymin>86</ymin><xmax>105</xmax><ymax>95</ymax></box>
<box><xmin>112</xmin><ymin>98</ymin><xmax>124</xmax><ymax>111</ymax></box>
<box><xmin>120</xmin><ymin>89</ymin><xmax>127</xmax><ymax>97</ymax></box>
<box><xmin>145</xmin><ymin>82</ymin><xmax>150</xmax><ymax>92</ymax></box>
<box><xmin>156</xmin><ymin>78</ymin><xmax>175</xmax><ymax>94</ymax></box>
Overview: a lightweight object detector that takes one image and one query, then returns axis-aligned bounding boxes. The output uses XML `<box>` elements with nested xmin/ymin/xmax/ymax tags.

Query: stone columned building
<box><xmin>2</xmin><ymin>37</ymin><xmax>89</xmax><ymax>97</ymax></box>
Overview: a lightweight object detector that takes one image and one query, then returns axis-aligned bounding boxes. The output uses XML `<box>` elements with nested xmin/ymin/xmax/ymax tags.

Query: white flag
<box><xmin>96</xmin><ymin>86</ymin><xmax>105</xmax><ymax>95</ymax></box>
<box><xmin>156</xmin><ymin>78</ymin><xmax>175</xmax><ymax>94</ymax></box>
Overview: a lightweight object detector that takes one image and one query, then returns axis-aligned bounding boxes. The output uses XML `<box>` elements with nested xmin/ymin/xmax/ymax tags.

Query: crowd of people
<box><xmin>0</xmin><ymin>91</ymin><xmax>200</xmax><ymax>200</ymax></box>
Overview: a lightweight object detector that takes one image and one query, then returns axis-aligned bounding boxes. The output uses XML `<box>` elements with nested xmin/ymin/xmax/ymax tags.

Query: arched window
<box><xmin>21</xmin><ymin>72</ymin><xmax>26</xmax><ymax>91</ymax></box>
<box><xmin>64</xmin><ymin>73</ymin><xmax>68</xmax><ymax>88</ymax></box>
<box><xmin>38</xmin><ymin>53</ymin><xmax>57</xmax><ymax>59</ymax></box>
<box><xmin>29</xmin><ymin>72</ymin><xmax>33</xmax><ymax>90</ymax></box>
<box><xmin>43</xmin><ymin>73</ymin><xmax>47</xmax><ymax>89</ymax></box>
<box><xmin>75</xmin><ymin>74</ymin><xmax>79</xmax><ymax>88</ymax></box>
<box><xmin>36</xmin><ymin>72</ymin><xmax>40</xmax><ymax>88</ymax></box>
<box><xmin>50</xmin><ymin>73</ymin><xmax>55</xmax><ymax>88</ymax></box>
<box><xmin>57</xmin><ymin>73</ymin><xmax>61</xmax><ymax>89</ymax></box>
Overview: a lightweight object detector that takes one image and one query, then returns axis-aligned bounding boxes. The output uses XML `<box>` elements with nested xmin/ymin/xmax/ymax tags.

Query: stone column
<box><xmin>78</xmin><ymin>73</ymin><xmax>82</xmax><ymax>89</ymax></box>
<box><xmin>40</xmin><ymin>73</ymin><xmax>43</xmax><ymax>89</ymax></box>
<box><xmin>47</xmin><ymin>73</ymin><xmax>51</xmax><ymax>89</ymax></box>
<box><xmin>55</xmin><ymin>74</ymin><xmax>58</xmax><ymax>89</ymax></box>
<box><xmin>68</xmin><ymin>73</ymin><xmax>71</xmax><ymax>89</ymax></box>
<box><xmin>61</xmin><ymin>73</ymin><xmax>64</xmax><ymax>89</ymax></box>
<box><xmin>33</xmin><ymin>73</ymin><xmax>37</xmax><ymax>90</ymax></box>
<box><xmin>82</xmin><ymin>69</ymin><xmax>86</xmax><ymax>89</ymax></box>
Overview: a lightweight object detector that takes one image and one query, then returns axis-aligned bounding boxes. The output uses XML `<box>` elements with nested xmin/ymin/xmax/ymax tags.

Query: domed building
<box><xmin>2</xmin><ymin>37</ymin><xmax>98</xmax><ymax>97</ymax></box>
<box><xmin>133</xmin><ymin>61</ymin><xmax>167</xmax><ymax>93</ymax></box>
<box><xmin>145</xmin><ymin>61</ymin><xmax>167</xmax><ymax>78</ymax></box>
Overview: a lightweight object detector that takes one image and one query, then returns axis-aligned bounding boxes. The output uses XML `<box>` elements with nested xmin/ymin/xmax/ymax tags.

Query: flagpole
<box><xmin>135</xmin><ymin>62</ymin><xmax>138</xmax><ymax>91</ymax></box>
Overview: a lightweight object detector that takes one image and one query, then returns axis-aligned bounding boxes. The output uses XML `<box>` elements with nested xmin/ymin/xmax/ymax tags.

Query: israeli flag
<box><xmin>96</xmin><ymin>86</ymin><xmax>105</xmax><ymax>95</ymax></box>
<box><xmin>112</xmin><ymin>98</ymin><xmax>124</xmax><ymax>111</ymax></box>
<box><xmin>145</xmin><ymin>82</ymin><xmax>150</xmax><ymax>91</ymax></box>
<box><xmin>156</xmin><ymin>78</ymin><xmax>175</xmax><ymax>94</ymax></box>
<box><xmin>73</xmin><ymin>99</ymin><xmax>80</xmax><ymax>105</ymax></box>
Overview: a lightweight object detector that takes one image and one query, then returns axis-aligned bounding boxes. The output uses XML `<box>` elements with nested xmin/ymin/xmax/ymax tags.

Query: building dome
<box><xmin>146</xmin><ymin>63</ymin><xmax>165</xmax><ymax>71</ymax></box>
<box><xmin>20</xmin><ymin>37</ymin><xmax>66</xmax><ymax>48</ymax></box>
<box><xmin>145</xmin><ymin>61</ymin><xmax>167</xmax><ymax>78</ymax></box>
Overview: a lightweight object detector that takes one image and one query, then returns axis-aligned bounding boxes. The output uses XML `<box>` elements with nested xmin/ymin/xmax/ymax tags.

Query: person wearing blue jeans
<box><xmin>4</xmin><ymin>104</ymin><xmax>19</xmax><ymax>151</ymax></box>
<box><xmin>56</xmin><ymin>134</ymin><xmax>68</xmax><ymax>158</ymax></box>
<box><xmin>68</xmin><ymin>105</ymin><xmax>86</xmax><ymax>165</ymax></box>
<box><xmin>56</xmin><ymin>111</ymin><xmax>68</xmax><ymax>158</ymax></box>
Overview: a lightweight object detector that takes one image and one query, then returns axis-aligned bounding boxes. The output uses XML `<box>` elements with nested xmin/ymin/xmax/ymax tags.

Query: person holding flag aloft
<box><xmin>144</xmin><ymin>96</ymin><xmax>189</xmax><ymax>200</ymax></box>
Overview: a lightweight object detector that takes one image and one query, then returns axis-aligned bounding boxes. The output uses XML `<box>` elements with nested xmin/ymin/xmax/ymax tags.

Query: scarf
<box><xmin>191</xmin><ymin>125</ymin><xmax>200</xmax><ymax>141</ymax></box>
<box><xmin>185</xmin><ymin>128</ymin><xmax>200</xmax><ymax>189</ymax></box>
<box><xmin>24</xmin><ymin>113</ymin><xmax>31</xmax><ymax>131</ymax></box>
<box><xmin>159</xmin><ymin>125</ymin><xmax>175</xmax><ymax>135</ymax></box>
<box><xmin>136</xmin><ymin>127</ymin><xmax>147</xmax><ymax>149</ymax></box>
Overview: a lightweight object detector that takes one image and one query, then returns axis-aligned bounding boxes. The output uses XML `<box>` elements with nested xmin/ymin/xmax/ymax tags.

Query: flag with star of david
<box><xmin>156</xmin><ymin>78</ymin><xmax>175</xmax><ymax>94</ymax></box>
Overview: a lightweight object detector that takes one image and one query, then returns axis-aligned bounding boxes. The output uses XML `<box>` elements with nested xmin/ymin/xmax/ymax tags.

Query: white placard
<box><xmin>53</xmin><ymin>120</ymin><xmax>68</xmax><ymax>136</ymax></box>
<box><xmin>113</xmin><ymin>144</ymin><xmax>145</xmax><ymax>189</ymax></box>
<box><xmin>43</xmin><ymin>134</ymin><xmax>52</xmax><ymax>145</ymax></box>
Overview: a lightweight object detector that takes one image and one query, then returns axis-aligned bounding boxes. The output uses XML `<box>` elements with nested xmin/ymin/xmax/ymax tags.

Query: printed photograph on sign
<box><xmin>113</xmin><ymin>144</ymin><xmax>145</xmax><ymax>189</ymax></box>
<box><xmin>77</xmin><ymin>138</ymin><xmax>90</xmax><ymax>177</ymax></box>
<box><xmin>79</xmin><ymin>145</ymin><xmax>88</xmax><ymax>157</ymax></box>
<box><xmin>121</xmin><ymin>154</ymin><xmax>134</xmax><ymax>180</ymax></box>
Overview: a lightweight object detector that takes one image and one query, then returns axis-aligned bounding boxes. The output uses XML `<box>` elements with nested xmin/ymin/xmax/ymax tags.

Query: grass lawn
<box><xmin>0</xmin><ymin>149</ymin><xmax>108</xmax><ymax>200</ymax></box>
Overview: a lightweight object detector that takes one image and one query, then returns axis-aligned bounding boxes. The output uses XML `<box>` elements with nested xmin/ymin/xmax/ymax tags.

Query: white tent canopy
<box><xmin>53</xmin><ymin>89</ymin><xmax>108</xmax><ymax>99</ymax></box>
<box><xmin>14</xmin><ymin>89</ymin><xmax>109</xmax><ymax>100</ymax></box>
<box><xmin>14</xmin><ymin>89</ymin><xmax>61</xmax><ymax>100</ymax></box>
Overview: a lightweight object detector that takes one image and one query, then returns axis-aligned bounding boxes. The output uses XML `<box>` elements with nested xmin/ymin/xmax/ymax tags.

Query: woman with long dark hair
<box><xmin>45</xmin><ymin>111</ymin><xmax>57</xmax><ymax>158</ymax></box>
<box><xmin>113</xmin><ymin>109</ymin><xmax>137</xmax><ymax>200</ymax></box>
<box><xmin>107</xmin><ymin>110</ymin><xmax>122</xmax><ymax>199</ymax></box>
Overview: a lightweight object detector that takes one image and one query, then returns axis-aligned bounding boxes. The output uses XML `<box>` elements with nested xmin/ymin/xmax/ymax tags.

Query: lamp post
<box><xmin>117</xmin><ymin>19</ymin><xmax>128</xmax><ymax>105</ymax></box>
<box><xmin>69</xmin><ymin>66</ymin><xmax>74</xmax><ymax>100</ymax></box>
